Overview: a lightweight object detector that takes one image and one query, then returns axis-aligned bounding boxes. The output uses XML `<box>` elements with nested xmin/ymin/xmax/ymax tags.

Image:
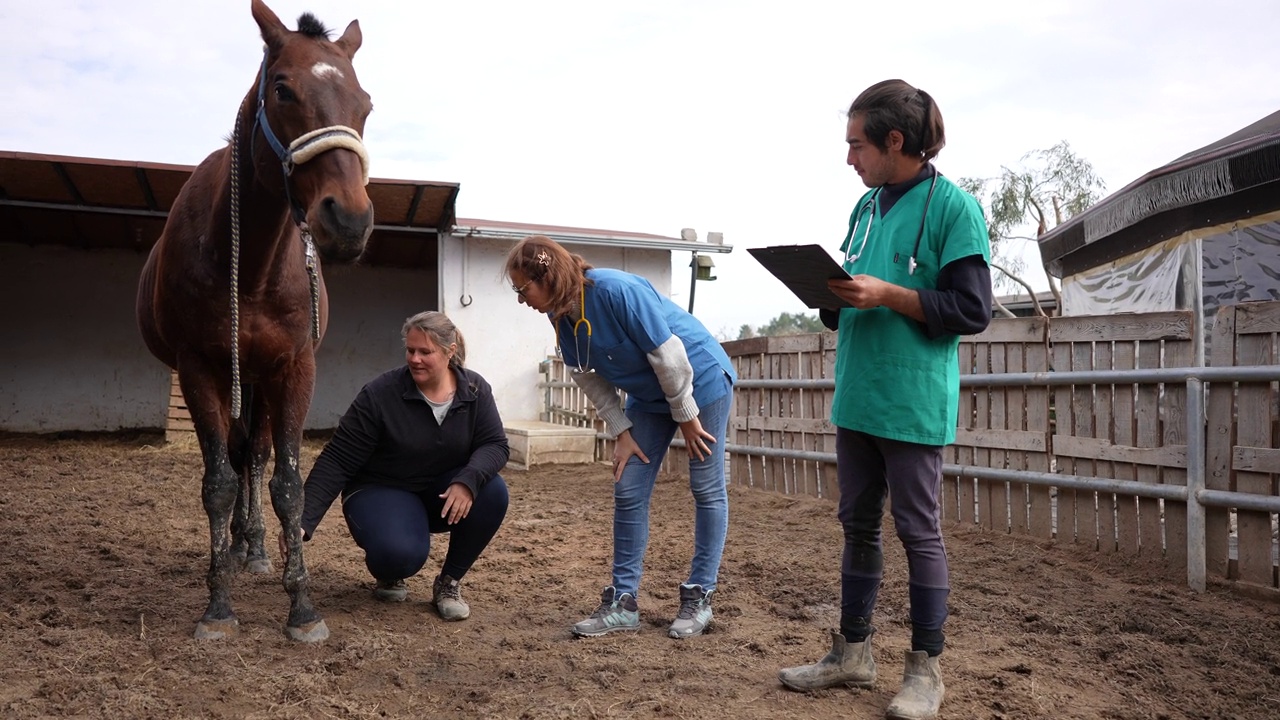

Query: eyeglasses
<box><xmin>512</xmin><ymin>279</ymin><xmax>534</xmax><ymax>297</ymax></box>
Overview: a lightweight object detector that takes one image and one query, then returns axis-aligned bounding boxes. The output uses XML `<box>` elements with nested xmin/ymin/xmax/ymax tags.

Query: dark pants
<box><xmin>837</xmin><ymin>428</ymin><xmax>949</xmax><ymax>652</ymax></box>
<box><xmin>342</xmin><ymin>474</ymin><xmax>509</xmax><ymax>583</ymax></box>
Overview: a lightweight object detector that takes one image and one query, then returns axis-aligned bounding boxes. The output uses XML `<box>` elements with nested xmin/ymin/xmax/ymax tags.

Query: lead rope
<box><xmin>303</xmin><ymin>229</ymin><xmax>319</xmax><ymax>340</ymax></box>
<box><xmin>229</xmin><ymin>109</ymin><xmax>244</xmax><ymax>420</ymax></box>
<box><xmin>228</xmin><ymin>117</ymin><xmax>326</xmax><ymax>419</ymax></box>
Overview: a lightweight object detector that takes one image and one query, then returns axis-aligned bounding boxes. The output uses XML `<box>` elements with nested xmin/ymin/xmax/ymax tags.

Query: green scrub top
<box><xmin>830</xmin><ymin>174</ymin><xmax>990</xmax><ymax>446</ymax></box>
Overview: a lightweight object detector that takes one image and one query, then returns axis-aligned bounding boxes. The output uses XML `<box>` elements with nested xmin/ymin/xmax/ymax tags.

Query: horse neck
<box><xmin>222</xmin><ymin>96</ymin><xmax>302</xmax><ymax>287</ymax></box>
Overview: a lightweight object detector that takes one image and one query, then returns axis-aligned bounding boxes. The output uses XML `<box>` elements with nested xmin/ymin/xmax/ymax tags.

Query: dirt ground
<box><xmin>1</xmin><ymin>433</ymin><xmax>1277</xmax><ymax>720</ymax></box>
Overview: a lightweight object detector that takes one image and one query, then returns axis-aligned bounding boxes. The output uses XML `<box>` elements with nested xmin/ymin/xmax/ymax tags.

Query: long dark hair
<box><xmin>849</xmin><ymin>79</ymin><xmax>946</xmax><ymax>161</ymax></box>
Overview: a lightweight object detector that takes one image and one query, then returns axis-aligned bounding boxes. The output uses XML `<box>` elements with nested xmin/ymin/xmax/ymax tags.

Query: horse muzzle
<box><xmin>311</xmin><ymin>196</ymin><xmax>373</xmax><ymax>263</ymax></box>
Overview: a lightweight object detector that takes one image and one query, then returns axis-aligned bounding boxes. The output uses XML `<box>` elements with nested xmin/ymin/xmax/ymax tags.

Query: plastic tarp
<box><xmin>1202</xmin><ymin>217</ymin><xmax>1280</xmax><ymax>318</ymax></box>
<box><xmin>1061</xmin><ymin>211</ymin><xmax>1280</xmax><ymax>317</ymax></box>
<box><xmin>1061</xmin><ymin>235</ymin><xmax>1198</xmax><ymax>316</ymax></box>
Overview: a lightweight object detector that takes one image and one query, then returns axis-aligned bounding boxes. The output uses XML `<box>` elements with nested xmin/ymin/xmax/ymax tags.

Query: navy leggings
<box><xmin>341</xmin><ymin>474</ymin><xmax>509</xmax><ymax>583</ymax></box>
<box><xmin>836</xmin><ymin>428</ymin><xmax>949</xmax><ymax>651</ymax></box>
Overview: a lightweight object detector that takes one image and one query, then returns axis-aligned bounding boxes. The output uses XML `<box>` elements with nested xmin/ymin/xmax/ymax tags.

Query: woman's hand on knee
<box><xmin>439</xmin><ymin>482</ymin><xmax>475</xmax><ymax>524</ymax></box>
<box><xmin>612</xmin><ymin>430</ymin><xmax>649</xmax><ymax>483</ymax></box>
<box><xmin>678</xmin><ymin>418</ymin><xmax>715</xmax><ymax>461</ymax></box>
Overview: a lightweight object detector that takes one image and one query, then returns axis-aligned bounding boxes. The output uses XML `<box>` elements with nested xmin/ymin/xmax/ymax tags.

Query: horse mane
<box><xmin>295</xmin><ymin>13</ymin><xmax>332</xmax><ymax>39</ymax></box>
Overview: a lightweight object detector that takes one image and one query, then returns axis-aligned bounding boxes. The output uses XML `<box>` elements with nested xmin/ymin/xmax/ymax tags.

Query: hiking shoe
<box><xmin>373</xmin><ymin>578</ymin><xmax>407</xmax><ymax>603</ymax></box>
<box><xmin>668</xmin><ymin>583</ymin><xmax>714</xmax><ymax>639</ymax></box>
<box><xmin>432</xmin><ymin>573</ymin><xmax>470</xmax><ymax>621</ymax></box>
<box><xmin>571</xmin><ymin>585</ymin><xmax>641</xmax><ymax>637</ymax></box>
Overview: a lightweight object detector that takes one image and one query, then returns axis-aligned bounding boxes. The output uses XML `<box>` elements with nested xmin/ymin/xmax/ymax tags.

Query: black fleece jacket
<box><xmin>300</xmin><ymin>365</ymin><xmax>510</xmax><ymax>538</ymax></box>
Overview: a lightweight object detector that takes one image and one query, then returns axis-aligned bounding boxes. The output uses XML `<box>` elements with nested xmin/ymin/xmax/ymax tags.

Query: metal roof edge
<box><xmin>450</xmin><ymin>222</ymin><xmax>734</xmax><ymax>254</ymax></box>
<box><xmin>1039</xmin><ymin>132</ymin><xmax>1280</xmax><ymax>266</ymax></box>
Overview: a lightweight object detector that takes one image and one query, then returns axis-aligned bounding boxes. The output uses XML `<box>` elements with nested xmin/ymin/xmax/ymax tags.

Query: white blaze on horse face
<box><xmin>310</xmin><ymin>62</ymin><xmax>344</xmax><ymax>80</ymax></box>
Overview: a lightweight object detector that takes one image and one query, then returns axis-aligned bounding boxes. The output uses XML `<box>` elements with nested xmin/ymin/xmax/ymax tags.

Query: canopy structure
<box><xmin>1036</xmin><ymin>110</ymin><xmax>1280</xmax><ymax>324</ymax></box>
<box><xmin>0</xmin><ymin>150</ymin><xmax>459</xmax><ymax>268</ymax></box>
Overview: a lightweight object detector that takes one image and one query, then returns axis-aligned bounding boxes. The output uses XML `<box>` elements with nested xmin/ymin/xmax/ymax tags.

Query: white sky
<box><xmin>3</xmin><ymin>0</ymin><xmax>1277</xmax><ymax>338</ymax></box>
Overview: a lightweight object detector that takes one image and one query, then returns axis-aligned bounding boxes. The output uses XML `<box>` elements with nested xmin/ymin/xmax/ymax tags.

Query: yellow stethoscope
<box><xmin>555</xmin><ymin>283</ymin><xmax>593</xmax><ymax>374</ymax></box>
<box><xmin>841</xmin><ymin>166</ymin><xmax>938</xmax><ymax>276</ymax></box>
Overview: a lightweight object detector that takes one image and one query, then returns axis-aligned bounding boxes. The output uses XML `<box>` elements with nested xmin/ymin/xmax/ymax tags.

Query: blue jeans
<box><xmin>612</xmin><ymin>373</ymin><xmax>732</xmax><ymax>598</ymax></box>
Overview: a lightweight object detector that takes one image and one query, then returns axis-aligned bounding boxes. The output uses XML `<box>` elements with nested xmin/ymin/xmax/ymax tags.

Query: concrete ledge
<box><xmin>504</xmin><ymin>421</ymin><xmax>598</xmax><ymax>469</ymax></box>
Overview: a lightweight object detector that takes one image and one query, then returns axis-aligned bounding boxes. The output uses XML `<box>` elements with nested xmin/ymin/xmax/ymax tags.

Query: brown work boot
<box><xmin>885</xmin><ymin>650</ymin><xmax>944</xmax><ymax>719</ymax></box>
<box><xmin>778</xmin><ymin>629</ymin><xmax>876</xmax><ymax>691</ymax></box>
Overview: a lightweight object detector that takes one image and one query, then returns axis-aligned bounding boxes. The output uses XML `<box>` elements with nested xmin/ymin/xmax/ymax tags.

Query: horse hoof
<box><xmin>194</xmin><ymin>618</ymin><xmax>239</xmax><ymax>640</ymax></box>
<box><xmin>246</xmin><ymin>558</ymin><xmax>273</xmax><ymax>574</ymax></box>
<box><xmin>285</xmin><ymin>619</ymin><xmax>329</xmax><ymax>643</ymax></box>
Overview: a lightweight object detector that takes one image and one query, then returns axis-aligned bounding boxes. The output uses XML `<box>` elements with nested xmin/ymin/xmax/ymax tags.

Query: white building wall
<box><xmin>439</xmin><ymin>234</ymin><xmax>674</xmax><ymax>425</ymax></box>
<box><xmin>308</xmin><ymin>262</ymin><xmax>439</xmax><ymax>429</ymax></box>
<box><xmin>0</xmin><ymin>244</ymin><xmax>169</xmax><ymax>433</ymax></box>
<box><xmin>0</xmin><ymin>243</ymin><xmax>442</xmax><ymax>433</ymax></box>
<box><xmin>2</xmin><ymin>235</ymin><xmax>681</xmax><ymax>433</ymax></box>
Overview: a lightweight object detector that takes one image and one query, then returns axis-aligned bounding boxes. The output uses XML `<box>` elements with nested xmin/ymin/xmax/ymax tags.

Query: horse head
<box><xmin>251</xmin><ymin>0</ymin><xmax>373</xmax><ymax>263</ymax></box>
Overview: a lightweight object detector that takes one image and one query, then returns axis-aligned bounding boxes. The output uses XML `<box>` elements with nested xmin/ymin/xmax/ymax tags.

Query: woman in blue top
<box><xmin>777</xmin><ymin>80</ymin><xmax>991</xmax><ymax>720</ymax></box>
<box><xmin>505</xmin><ymin>235</ymin><xmax>737</xmax><ymax>640</ymax></box>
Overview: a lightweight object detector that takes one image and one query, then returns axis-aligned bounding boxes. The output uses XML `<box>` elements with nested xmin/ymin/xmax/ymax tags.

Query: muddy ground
<box><xmin>1</xmin><ymin>433</ymin><xmax>1277</xmax><ymax>719</ymax></box>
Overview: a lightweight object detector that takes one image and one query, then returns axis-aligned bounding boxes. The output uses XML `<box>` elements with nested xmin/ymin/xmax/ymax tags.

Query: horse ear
<box><xmin>250</xmin><ymin>0</ymin><xmax>288</xmax><ymax>52</ymax></box>
<box><xmin>335</xmin><ymin>20</ymin><xmax>363</xmax><ymax>58</ymax></box>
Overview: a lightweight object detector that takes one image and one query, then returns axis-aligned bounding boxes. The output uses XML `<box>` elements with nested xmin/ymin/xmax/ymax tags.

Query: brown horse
<box><xmin>136</xmin><ymin>0</ymin><xmax>373</xmax><ymax>641</ymax></box>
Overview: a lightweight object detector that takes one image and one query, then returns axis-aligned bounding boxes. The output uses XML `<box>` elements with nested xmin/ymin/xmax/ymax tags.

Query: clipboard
<box><xmin>747</xmin><ymin>244</ymin><xmax>851</xmax><ymax>310</ymax></box>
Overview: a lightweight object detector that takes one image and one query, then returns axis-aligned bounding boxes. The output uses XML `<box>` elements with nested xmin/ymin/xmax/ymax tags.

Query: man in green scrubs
<box><xmin>778</xmin><ymin>79</ymin><xmax>992</xmax><ymax>720</ymax></box>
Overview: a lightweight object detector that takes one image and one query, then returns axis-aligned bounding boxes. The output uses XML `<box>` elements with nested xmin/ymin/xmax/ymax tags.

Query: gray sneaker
<box><xmin>373</xmin><ymin>578</ymin><xmax>407</xmax><ymax>602</ymax></box>
<box><xmin>668</xmin><ymin>583</ymin><xmax>714</xmax><ymax>639</ymax></box>
<box><xmin>571</xmin><ymin>586</ymin><xmax>641</xmax><ymax>637</ymax></box>
<box><xmin>432</xmin><ymin>573</ymin><xmax>470</xmax><ymax>621</ymax></box>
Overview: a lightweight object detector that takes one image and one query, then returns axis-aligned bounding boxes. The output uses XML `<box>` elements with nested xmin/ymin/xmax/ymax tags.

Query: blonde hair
<box><xmin>401</xmin><ymin>311</ymin><xmax>465</xmax><ymax>368</ymax></box>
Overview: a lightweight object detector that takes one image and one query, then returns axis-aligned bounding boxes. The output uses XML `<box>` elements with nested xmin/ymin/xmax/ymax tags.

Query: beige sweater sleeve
<box><xmin>571</xmin><ymin>370</ymin><xmax>632</xmax><ymax>438</ymax></box>
<box><xmin>647</xmin><ymin>335</ymin><xmax>699</xmax><ymax>423</ymax></box>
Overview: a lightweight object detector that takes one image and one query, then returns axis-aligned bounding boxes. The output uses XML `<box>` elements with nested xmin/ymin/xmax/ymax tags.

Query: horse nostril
<box><xmin>319</xmin><ymin>196</ymin><xmax>373</xmax><ymax>238</ymax></box>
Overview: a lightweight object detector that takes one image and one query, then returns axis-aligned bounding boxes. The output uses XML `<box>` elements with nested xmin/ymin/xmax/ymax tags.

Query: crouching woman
<box><xmin>298</xmin><ymin>311</ymin><xmax>510</xmax><ymax>620</ymax></box>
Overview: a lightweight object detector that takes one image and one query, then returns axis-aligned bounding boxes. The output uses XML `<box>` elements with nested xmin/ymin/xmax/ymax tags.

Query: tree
<box><xmin>737</xmin><ymin>312</ymin><xmax>826</xmax><ymax>340</ymax></box>
<box><xmin>960</xmin><ymin>141</ymin><xmax>1106</xmax><ymax>317</ymax></box>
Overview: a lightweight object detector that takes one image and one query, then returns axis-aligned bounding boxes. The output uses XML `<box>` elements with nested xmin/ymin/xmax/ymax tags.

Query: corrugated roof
<box><xmin>0</xmin><ymin>150</ymin><xmax>459</xmax><ymax>268</ymax></box>
<box><xmin>0</xmin><ymin>150</ymin><xmax>732</xmax><ymax>265</ymax></box>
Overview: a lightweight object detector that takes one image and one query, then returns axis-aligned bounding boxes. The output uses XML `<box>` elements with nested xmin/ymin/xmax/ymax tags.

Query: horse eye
<box><xmin>273</xmin><ymin>84</ymin><xmax>296</xmax><ymax>103</ymax></box>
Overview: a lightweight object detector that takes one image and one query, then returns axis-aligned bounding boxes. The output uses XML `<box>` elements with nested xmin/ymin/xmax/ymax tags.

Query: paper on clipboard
<box><xmin>747</xmin><ymin>244</ymin><xmax>852</xmax><ymax>310</ymax></box>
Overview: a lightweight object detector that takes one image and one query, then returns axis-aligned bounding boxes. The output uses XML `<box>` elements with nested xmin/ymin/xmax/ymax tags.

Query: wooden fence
<box><xmin>537</xmin><ymin>302</ymin><xmax>1280</xmax><ymax>596</ymax></box>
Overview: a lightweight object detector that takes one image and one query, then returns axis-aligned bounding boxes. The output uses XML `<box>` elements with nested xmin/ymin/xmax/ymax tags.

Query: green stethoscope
<box><xmin>841</xmin><ymin>165</ymin><xmax>939</xmax><ymax>276</ymax></box>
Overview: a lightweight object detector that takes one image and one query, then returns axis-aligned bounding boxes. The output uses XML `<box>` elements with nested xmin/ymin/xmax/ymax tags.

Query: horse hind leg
<box><xmin>229</xmin><ymin>385</ymin><xmax>273</xmax><ymax>574</ymax></box>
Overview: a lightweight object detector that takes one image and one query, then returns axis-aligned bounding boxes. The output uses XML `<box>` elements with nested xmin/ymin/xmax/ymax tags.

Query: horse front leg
<box><xmin>182</xmin><ymin>370</ymin><xmax>242</xmax><ymax>640</ymax></box>
<box><xmin>268</xmin><ymin>363</ymin><xmax>328</xmax><ymax>643</ymax></box>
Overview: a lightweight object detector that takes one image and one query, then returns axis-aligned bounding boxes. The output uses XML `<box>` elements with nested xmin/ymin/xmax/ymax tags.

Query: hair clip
<box><xmin>535</xmin><ymin>250</ymin><xmax>550</xmax><ymax>266</ymax></box>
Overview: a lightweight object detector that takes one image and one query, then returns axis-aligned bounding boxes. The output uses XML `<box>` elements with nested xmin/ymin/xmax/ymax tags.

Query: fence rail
<box><xmin>538</xmin><ymin>302</ymin><xmax>1280</xmax><ymax>596</ymax></box>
